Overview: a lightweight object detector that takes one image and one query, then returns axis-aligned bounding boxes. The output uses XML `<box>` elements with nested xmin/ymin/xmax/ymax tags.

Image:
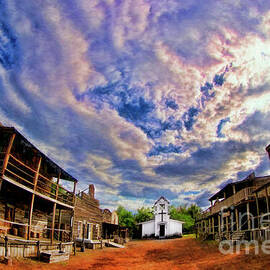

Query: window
<box><xmin>160</xmin><ymin>204</ymin><xmax>165</xmax><ymax>210</ymax></box>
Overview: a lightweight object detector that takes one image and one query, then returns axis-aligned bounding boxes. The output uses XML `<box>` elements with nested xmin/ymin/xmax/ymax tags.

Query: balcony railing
<box><xmin>1</xmin><ymin>153</ymin><xmax>74</xmax><ymax>207</ymax></box>
<box><xmin>200</xmin><ymin>187</ymin><xmax>255</xmax><ymax>218</ymax></box>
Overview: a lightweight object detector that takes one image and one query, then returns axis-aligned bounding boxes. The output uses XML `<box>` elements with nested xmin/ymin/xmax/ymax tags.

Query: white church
<box><xmin>139</xmin><ymin>196</ymin><xmax>184</xmax><ymax>238</ymax></box>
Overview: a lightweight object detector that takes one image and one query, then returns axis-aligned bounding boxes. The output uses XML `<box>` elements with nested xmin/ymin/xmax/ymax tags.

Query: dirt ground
<box><xmin>2</xmin><ymin>237</ymin><xmax>270</xmax><ymax>270</ymax></box>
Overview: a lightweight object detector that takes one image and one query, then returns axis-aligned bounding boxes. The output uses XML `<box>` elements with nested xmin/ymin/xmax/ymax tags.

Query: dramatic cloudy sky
<box><xmin>1</xmin><ymin>0</ymin><xmax>270</xmax><ymax>211</ymax></box>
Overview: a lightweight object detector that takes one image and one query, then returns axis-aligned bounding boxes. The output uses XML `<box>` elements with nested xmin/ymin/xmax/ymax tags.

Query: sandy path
<box><xmin>2</xmin><ymin>238</ymin><xmax>270</xmax><ymax>270</ymax></box>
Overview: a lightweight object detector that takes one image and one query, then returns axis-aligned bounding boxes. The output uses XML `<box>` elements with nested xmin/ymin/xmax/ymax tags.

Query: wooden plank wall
<box><xmin>0</xmin><ymin>201</ymin><xmax>49</xmax><ymax>238</ymax></box>
<box><xmin>73</xmin><ymin>192</ymin><xmax>103</xmax><ymax>240</ymax></box>
<box><xmin>0</xmin><ymin>243</ymin><xmax>73</xmax><ymax>258</ymax></box>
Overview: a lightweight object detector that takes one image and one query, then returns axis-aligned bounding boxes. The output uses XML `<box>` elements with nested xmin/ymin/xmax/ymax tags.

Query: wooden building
<box><xmin>73</xmin><ymin>184</ymin><xmax>103</xmax><ymax>242</ymax></box>
<box><xmin>0</xmin><ymin>126</ymin><xmax>77</xmax><ymax>243</ymax></box>
<box><xmin>101</xmin><ymin>208</ymin><xmax>128</xmax><ymax>241</ymax></box>
<box><xmin>196</xmin><ymin>172</ymin><xmax>270</xmax><ymax>241</ymax></box>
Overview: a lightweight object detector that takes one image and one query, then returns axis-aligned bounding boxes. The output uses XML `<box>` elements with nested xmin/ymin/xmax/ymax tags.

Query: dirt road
<box><xmin>2</xmin><ymin>237</ymin><xmax>270</xmax><ymax>270</ymax></box>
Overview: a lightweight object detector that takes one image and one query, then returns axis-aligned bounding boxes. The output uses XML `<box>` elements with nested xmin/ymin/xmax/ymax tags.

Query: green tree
<box><xmin>134</xmin><ymin>207</ymin><xmax>154</xmax><ymax>223</ymax></box>
<box><xmin>116</xmin><ymin>206</ymin><xmax>135</xmax><ymax>228</ymax></box>
<box><xmin>169</xmin><ymin>204</ymin><xmax>201</xmax><ymax>233</ymax></box>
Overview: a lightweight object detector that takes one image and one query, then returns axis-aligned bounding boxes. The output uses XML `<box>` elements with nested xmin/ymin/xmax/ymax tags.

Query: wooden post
<box><xmin>265</xmin><ymin>187</ymin><xmax>269</xmax><ymax>213</ymax></box>
<box><xmin>218</xmin><ymin>215</ymin><xmax>221</xmax><ymax>235</ymax></box>
<box><xmin>56</xmin><ymin>173</ymin><xmax>60</xmax><ymax>200</ymax></box>
<box><xmin>73</xmin><ymin>242</ymin><xmax>76</xmax><ymax>256</ymax></box>
<box><xmin>212</xmin><ymin>217</ymin><xmax>214</xmax><ymax>234</ymax></box>
<box><xmin>37</xmin><ymin>240</ymin><xmax>40</xmax><ymax>258</ymax></box>
<box><xmin>58</xmin><ymin>209</ymin><xmax>62</xmax><ymax>241</ymax></box>
<box><xmin>51</xmin><ymin>203</ymin><xmax>57</xmax><ymax>243</ymax></box>
<box><xmin>233</xmin><ymin>185</ymin><xmax>236</xmax><ymax>194</ymax></box>
<box><xmin>4</xmin><ymin>236</ymin><xmax>8</xmax><ymax>257</ymax></box>
<box><xmin>59</xmin><ymin>241</ymin><xmax>62</xmax><ymax>252</ymax></box>
<box><xmin>73</xmin><ymin>181</ymin><xmax>77</xmax><ymax>196</ymax></box>
<box><xmin>224</xmin><ymin>192</ymin><xmax>226</xmax><ymax>199</ymax></box>
<box><xmin>28</xmin><ymin>156</ymin><xmax>42</xmax><ymax>240</ymax></box>
<box><xmin>235</xmin><ymin>208</ymin><xmax>239</xmax><ymax>231</ymax></box>
<box><xmin>51</xmin><ymin>173</ymin><xmax>61</xmax><ymax>243</ymax></box>
<box><xmin>1</xmin><ymin>133</ymin><xmax>16</xmax><ymax>176</ymax></box>
<box><xmin>247</xmin><ymin>202</ymin><xmax>251</xmax><ymax>230</ymax></box>
<box><xmin>230</xmin><ymin>211</ymin><xmax>234</xmax><ymax>232</ymax></box>
<box><xmin>226</xmin><ymin>216</ymin><xmax>229</xmax><ymax>233</ymax></box>
<box><xmin>255</xmin><ymin>192</ymin><xmax>260</xmax><ymax>228</ymax></box>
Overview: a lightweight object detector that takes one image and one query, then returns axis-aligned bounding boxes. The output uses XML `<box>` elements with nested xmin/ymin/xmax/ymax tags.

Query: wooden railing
<box><xmin>200</xmin><ymin>187</ymin><xmax>255</xmax><ymax>218</ymax></box>
<box><xmin>211</xmin><ymin>187</ymin><xmax>254</xmax><ymax>214</ymax></box>
<box><xmin>0</xmin><ymin>153</ymin><xmax>74</xmax><ymax>206</ymax></box>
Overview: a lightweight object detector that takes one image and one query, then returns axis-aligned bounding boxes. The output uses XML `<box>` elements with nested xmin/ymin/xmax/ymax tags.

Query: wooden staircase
<box><xmin>231</xmin><ymin>231</ymin><xmax>245</xmax><ymax>242</ymax></box>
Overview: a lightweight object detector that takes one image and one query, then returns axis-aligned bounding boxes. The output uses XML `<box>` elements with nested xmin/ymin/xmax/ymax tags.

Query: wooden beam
<box><xmin>51</xmin><ymin>203</ymin><xmax>57</xmax><ymax>243</ymax></box>
<box><xmin>265</xmin><ymin>187</ymin><xmax>269</xmax><ymax>213</ymax></box>
<box><xmin>212</xmin><ymin>217</ymin><xmax>214</xmax><ymax>234</ymax></box>
<box><xmin>1</xmin><ymin>133</ymin><xmax>16</xmax><ymax>176</ymax></box>
<box><xmin>27</xmin><ymin>156</ymin><xmax>42</xmax><ymax>240</ymax></box>
<box><xmin>51</xmin><ymin>173</ymin><xmax>60</xmax><ymax>243</ymax></box>
<box><xmin>233</xmin><ymin>185</ymin><xmax>236</xmax><ymax>194</ymax></box>
<box><xmin>218</xmin><ymin>215</ymin><xmax>221</xmax><ymax>235</ymax></box>
<box><xmin>72</xmin><ymin>181</ymin><xmax>77</xmax><ymax>204</ymax></box>
<box><xmin>247</xmin><ymin>202</ymin><xmax>251</xmax><ymax>230</ymax></box>
<box><xmin>58</xmin><ymin>209</ymin><xmax>62</xmax><ymax>241</ymax></box>
<box><xmin>230</xmin><ymin>211</ymin><xmax>234</xmax><ymax>232</ymax></box>
<box><xmin>255</xmin><ymin>192</ymin><xmax>260</xmax><ymax>229</ymax></box>
<box><xmin>55</xmin><ymin>173</ymin><xmax>60</xmax><ymax>200</ymax></box>
<box><xmin>235</xmin><ymin>208</ymin><xmax>239</xmax><ymax>231</ymax></box>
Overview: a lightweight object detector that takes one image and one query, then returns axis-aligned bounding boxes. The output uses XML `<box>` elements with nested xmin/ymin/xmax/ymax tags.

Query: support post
<box><xmin>265</xmin><ymin>187</ymin><xmax>269</xmax><ymax>213</ymax></box>
<box><xmin>37</xmin><ymin>240</ymin><xmax>40</xmax><ymax>258</ymax></box>
<box><xmin>247</xmin><ymin>202</ymin><xmax>251</xmax><ymax>230</ymax></box>
<box><xmin>1</xmin><ymin>133</ymin><xmax>16</xmax><ymax>176</ymax></box>
<box><xmin>4</xmin><ymin>236</ymin><xmax>8</xmax><ymax>257</ymax></box>
<box><xmin>51</xmin><ymin>203</ymin><xmax>57</xmax><ymax>243</ymax></box>
<box><xmin>28</xmin><ymin>156</ymin><xmax>42</xmax><ymax>240</ymax></box>
<box><xmin>218</xmin><ymin>214</ymin><xmax>221</xmax><ymax>235</ymax></box>
<box><xmin>58</xmin><ymin>209</ymin><xmax>62</xmax><ymax>241</ymax></box>
<box><xmin>73</xmin><ymin>242</ymin><xmax>76</xmax><ymax>256</ymax></box>
<box><xmin>73</xmin><ymin>181</ymin><xmax>77</xmax><ymax>202</ymax></box>
<box><xmin>226</xmin><ymin>216</ymin><xmax>229</xmax><ymax>233</ymax></box>
<box><xmin>255</xmin><ymin>192</ymin><xmax>260</xmax><ymax>229</ymax></box>
<box><xmin>51</xmin><ymin>173</ymin><xmax>60</xmax><ymax>243</ymax></box>
<box><xmin>235</xmin><ymin>208</ymin><xmax>239</xmax><ymax>231</ymax></box>
<box><xmin>212</xmin><ymin>217</ymin><xmax>214</xmax><ymax>234</ymax></box>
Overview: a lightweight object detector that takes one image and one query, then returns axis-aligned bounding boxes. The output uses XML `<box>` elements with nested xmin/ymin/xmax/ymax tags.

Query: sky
<box><xmin>1</xmin><ymin>0</ymin><xmax>270</xmax><ymax>211</ymax></box>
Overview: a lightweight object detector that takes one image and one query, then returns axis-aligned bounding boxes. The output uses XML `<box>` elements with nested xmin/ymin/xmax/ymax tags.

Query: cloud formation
<box><xmin>0</xmin><ymin>0</ymin><xmax>270</xmax><ymax>210</ymax></box>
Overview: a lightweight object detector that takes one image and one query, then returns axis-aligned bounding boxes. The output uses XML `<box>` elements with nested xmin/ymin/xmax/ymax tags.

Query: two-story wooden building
<box><xmin>0</xmin><ymin>125</ymin><xmax>77</xmax><ymax>243</ymax></box>
<box><xmin>73</xmin><ymin>184</ymin><xmax>103</xmax><ymax>243</ymax></box>
<box><xmin>196</xmin><ymin>172</ymin><xmax>270</xmax><ymax>241</ymax></box>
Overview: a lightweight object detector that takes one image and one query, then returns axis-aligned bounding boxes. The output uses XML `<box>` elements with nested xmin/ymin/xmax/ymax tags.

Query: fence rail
<box><xmin>1</xmin><ymin>153</ymin><xmax>74</xmax><ymax>206</ymax></box>
<box><xmin>0</xmin><ymin>236</ymin><xmax>76</xmax><ymax>258</ymax></box>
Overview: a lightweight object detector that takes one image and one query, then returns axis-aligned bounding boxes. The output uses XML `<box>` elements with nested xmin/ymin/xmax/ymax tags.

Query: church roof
<box><xmin>154</xmin><ymin>196</ymin><xmax>170</xmax><ymax>205</ymax></box>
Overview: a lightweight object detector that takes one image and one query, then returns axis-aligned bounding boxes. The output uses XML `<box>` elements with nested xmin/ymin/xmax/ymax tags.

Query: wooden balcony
<box><xmin>201</xmin><ymin>187</ymin><xmax>255</xmax><ymax>218</ymax></box>
<box><xmin>0</xmin><ymin>152</ymin><xmax>75</xmax><ymax>209</ymax></box>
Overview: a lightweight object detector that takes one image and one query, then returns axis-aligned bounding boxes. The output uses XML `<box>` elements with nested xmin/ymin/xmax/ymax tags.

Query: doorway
<box><xmin>159</xmin><ymin>224</ymin><xmax>165</xmax><ymax>237</ymax></box>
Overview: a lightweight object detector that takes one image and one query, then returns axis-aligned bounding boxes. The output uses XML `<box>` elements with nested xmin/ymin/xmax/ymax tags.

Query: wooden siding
<box><xmin>73</xmin><ymin>192</ymin><xmax>103</xmax><ymax>240</ymax></box>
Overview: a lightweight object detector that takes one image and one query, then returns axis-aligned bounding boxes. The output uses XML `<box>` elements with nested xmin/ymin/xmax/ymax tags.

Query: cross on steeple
<box><xmin>159</xmin><ymin>209</ymin><xmax>166</xmax><ymax>222</ymax></box>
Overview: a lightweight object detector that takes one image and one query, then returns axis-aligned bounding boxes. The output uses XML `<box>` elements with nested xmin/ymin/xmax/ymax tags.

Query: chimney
<box><xmin>266</xmin><ymin>144</ymin><xmax>270</xmax><ymax>160</ymax></box>
<box><xmin>89</xmin><ymin>184</ymin><xmax>95</xmax><ymax>199</ymax></box>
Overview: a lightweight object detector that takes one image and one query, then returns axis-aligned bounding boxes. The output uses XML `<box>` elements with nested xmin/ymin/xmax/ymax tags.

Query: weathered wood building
<box><xmin>196</xmin><ymin>172</ymin><xmax>270</xmax><ymax>241</ymax></box>
<box><xmin>73</xmin><ymin>184</ymin><xmax>103</xmax><ymax>242</ymax></box>
<box><xmin>0</xmin><ymin>126</ymin><xmax>77</xmax><ymax>243</ymax></box>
